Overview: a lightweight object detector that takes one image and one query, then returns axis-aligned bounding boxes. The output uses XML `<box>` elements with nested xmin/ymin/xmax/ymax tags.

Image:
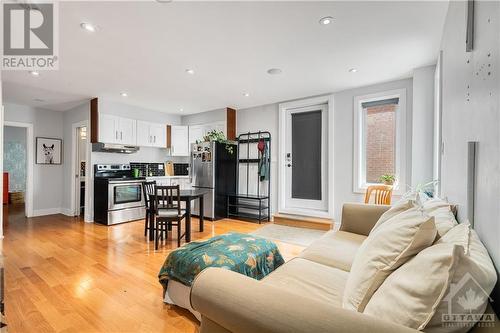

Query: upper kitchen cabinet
<box><xmin>137</xmin><ymin>121</ymin><xmax>167</xmax><ymax>148</ymax></box>
<box><xmin>170</xmin><ymin>125</ymin><xmax>190</xmax><ymax>156</ymax></box>
<box><xmin>188</xmin><ymin>121</ymin><xmax>226</xmax><ymax>146</ymax></box>
<box><xmin>98</xmin><ymin>113</ymin><xmax>137</xmax><ymax>145</ymax></box>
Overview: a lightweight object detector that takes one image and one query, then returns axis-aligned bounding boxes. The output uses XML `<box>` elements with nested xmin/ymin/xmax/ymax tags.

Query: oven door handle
<box><xmin>108</xmin><ymin>180</ymin><xmax>145</xmax><ymax>185</ymax></box>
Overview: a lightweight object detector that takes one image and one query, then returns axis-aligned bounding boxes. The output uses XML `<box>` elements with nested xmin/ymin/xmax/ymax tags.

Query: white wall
<box><xmin>235</xmin><ymin>78</ymin><xmax>414</xmax><ymax>222</ymax></box>
<box><xmin>412</xmin><ymin>65</ymin><xmax>436</xmax><ymax>186</ymax></box>
<box><xmin>4</xmin><ymin>103</ymin><xmax>64</xmax><ymax>215</ymax></box>
<box><xmin>439</xmin><ymin>0</ymin><xmax>500</xmax><ymax>301</ymax></box>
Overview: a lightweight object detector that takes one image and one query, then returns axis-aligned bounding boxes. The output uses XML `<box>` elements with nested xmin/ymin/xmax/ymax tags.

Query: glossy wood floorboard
<box><xmin>2</xmin><ymin>204</ymin><xmax>304</xmax><ymax>333</ymax></box>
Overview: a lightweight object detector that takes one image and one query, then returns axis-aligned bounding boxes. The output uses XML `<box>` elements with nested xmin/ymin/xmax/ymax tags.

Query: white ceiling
<box><xmin>1</xmin><ymin>1</ymin><xmax>449</xmax><ymax>114</ymax></box>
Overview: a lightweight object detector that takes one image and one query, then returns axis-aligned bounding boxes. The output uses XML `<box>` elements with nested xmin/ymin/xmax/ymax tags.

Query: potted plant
<box><xmin>203</xmin><ymin>130</ymin><xmax>234</xmax><ymax>154</ymax></box>
<box><xmin>379</xmin><ymin>174</ymin><xmax>396</xmax><ymax>186</ymax></box>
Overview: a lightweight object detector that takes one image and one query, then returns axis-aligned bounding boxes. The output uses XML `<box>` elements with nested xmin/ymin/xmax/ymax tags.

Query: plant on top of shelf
<box><xmin>379</xmin><ymin>174</ymin><xmax>396</xmax><ymax>185</ymax></box>
<box><xmin>203</xmin><ymin>130</ymin><xmax>234</xmax><ymax>154</ymax></box>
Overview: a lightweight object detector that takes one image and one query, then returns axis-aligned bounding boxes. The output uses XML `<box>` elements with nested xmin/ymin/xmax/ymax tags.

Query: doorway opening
<box><xmin>73</xmin><ymin>125</ymin><xmax>88</xmax><ymax>217</ymax></box>
<box><xmin>2</xmin><ymin>122</ymin><xmax>34</xmax><ymax>224</ymax></box>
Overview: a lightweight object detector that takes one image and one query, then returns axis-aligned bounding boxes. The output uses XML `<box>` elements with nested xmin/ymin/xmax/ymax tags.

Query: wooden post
<box><xmin>90</xmin><ymin>98</ymin><xmax>98</xmax><ymax>143</ymax></box>
<box><xmin>226</xmin><ymin>107</ymin><xmax>236</xmax><ymax>140</ymax></box>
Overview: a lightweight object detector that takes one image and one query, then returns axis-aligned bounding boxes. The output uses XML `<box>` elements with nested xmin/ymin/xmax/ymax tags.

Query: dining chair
<box><xmin>142</xmin><ymin>181</ymin><xmax>157</xmax><ymax>237</ymax></box>
<box><xmin>364</xmin><ymin>185</ymin><xmax>393</xmax><ymax>205</ymax></box>
<box><xmin>154</xmin><ymin>185</ymin><xmax>187</xmax><ymax>249</ymax></box>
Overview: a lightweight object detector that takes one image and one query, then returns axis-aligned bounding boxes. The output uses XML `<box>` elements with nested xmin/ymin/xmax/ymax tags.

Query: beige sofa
<box><xmin>190</xmin><ymin>203</ymin><xmax>498</xmax><ymax>333</ymax></box>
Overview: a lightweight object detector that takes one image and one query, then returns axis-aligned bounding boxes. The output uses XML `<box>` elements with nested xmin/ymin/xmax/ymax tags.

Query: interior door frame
<box><xmin>3</xmin><ymin>121</ymin><xmax>34</xmax><ymax>218</ymax></box>
<box><xmin>278</xmin><ymin>95</ymin><xmax>334</xmax><ymax>219</ymax></box>
<box><xmin>70</xmin><ymin>120</ymin><xmax>91</xmax><ymax>220</ymax></box>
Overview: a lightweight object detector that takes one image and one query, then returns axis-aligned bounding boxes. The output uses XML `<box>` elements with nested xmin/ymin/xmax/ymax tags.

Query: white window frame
<box><xmin>353</xmin><ymin>88</ymin><xmax>407</xmax><ymax>194</ymax></box>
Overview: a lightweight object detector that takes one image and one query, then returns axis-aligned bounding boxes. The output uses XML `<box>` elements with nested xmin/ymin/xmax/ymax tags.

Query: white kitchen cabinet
<box><xmin>99</xmin><ymin>114</ymin><xmax>137</xmax><ymax>145</ymax></box>
<box><xmin>149</xmin><ymin>123</ymin><xmax>167</xmax><ymax>147</ymax></box>
<box><xmin>99</xmin><ymin>113</ymin><xmax>117</xmax><ymax>144</ymax></box>
<box><xmin>136</xmin><ymin>121</ymin><xmax>151</xmax><ymax>147</ymax></box>
<box><xmin>189</xmin><ymin>125</ymin><xmax>205</xmax><ymax>145</ymax></box>
<box><xmin>137</xmin><ymin>121</ymin><xmax>167</xmax><ymax>148</ymax></box>
<box><xmin>171</xmin><ymin>126</ymin><xmax>190</xmax><ymax>156</ymax></box>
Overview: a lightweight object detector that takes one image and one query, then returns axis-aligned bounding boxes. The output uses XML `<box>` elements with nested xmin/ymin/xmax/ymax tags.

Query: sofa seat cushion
<box><xmin>364</xmin><ymin>223</ymin><xmax>497</xmax><ymax>333</ymax></box>
<box><xmin>343</xmin><ymin>208</ymin><xmax>437</xmax><ymax>312</ymax></box>
<box><xmin>299</xmin><ymin>231</ymin><xmax>367</xmax><ymax>272</ymax></box>
<box><xmin>263</xmin><ymin>258</ymin><xmax>349</xmax><ymax>307</ymax></box>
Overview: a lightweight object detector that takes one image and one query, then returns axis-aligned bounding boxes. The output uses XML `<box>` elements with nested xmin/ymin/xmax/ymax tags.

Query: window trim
<box><xmin>353</xmin><ymin>88</ymin><xmax>407</xmax><ymax>195</ymax></box>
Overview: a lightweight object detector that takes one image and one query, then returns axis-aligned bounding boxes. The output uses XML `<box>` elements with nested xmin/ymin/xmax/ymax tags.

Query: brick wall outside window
<box><xmin>365</xmin><ymin>104</ymin><xmax>396</xmax><ymax>183</ymax></box>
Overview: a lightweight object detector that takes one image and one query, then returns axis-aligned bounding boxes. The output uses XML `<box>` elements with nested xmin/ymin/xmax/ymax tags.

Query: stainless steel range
<box><xmin>93</xmin><ymin>164</ymin><xmax>146</xmax><ymax>225</ymax></box>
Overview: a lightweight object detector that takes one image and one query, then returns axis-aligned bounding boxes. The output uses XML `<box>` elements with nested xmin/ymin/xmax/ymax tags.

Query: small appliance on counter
<box><xmin>173</xmin><ymin>163</ymin><xmax>189</xmax><ymax>176</ymax></box>
<box><xmin>191</xmin><ymin>141</ymin><xmax>237</xmax><ymax>220</ymax></box>
<box><xmin>93</xmin><ymin>164</ymin><xmax>146</xmax><ymax>225</ymax></box>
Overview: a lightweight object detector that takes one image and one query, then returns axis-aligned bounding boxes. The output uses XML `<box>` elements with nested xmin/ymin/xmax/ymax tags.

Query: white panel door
<box><xmin>99</xmin><ymin>113</ymin><xmax>118</xmax><ymax>143</ymax></box>
<box><xmin>118</xmin><ymin>117</ymin><xmax>137</xmax><ymax>145</ymax></box>
<box><xmin>284</xmin><ymin>104</ymin><xmax>328</xmax><ymax>212</ymax></box>
<box><xmin>150</xmin><ymin>123</ymin><xmax>166</xmax><ymax>147</ymax></box>
<box><xmin>136</xmin><ymin>120</ymin><xmax>151</xmax><ymax>147</ymax></box>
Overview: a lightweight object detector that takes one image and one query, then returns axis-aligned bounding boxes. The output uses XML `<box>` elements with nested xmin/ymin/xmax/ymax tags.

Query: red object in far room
<box><xmin>3</xmin><ymin>173</ymin><xmax>8</xmax><ymax>204</ymax></box>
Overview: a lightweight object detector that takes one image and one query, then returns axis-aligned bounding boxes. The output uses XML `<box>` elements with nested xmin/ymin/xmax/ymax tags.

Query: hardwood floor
<box><xmin>2</xmin><ymin>206</ymin><xmax>304</xmax><ymax>333</ymax></box>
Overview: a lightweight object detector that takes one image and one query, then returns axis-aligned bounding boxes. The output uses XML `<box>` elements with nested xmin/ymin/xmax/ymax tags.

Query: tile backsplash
<box><xmin>130</xmin><ymin>162</ymin><xmax>165</xmax><ymax>177</ymax></box>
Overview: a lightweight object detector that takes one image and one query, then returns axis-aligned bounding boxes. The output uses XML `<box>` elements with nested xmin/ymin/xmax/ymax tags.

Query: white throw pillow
<box><xmin>364</xmin><ymin>223</ymin><xmax>497</xmax><ymax>333</ymax></box>
<box><xmin>372</xmin><ymin>200</ymin><xmax>415</xmax><ymax>231</ymax></box>
<box><xmin>422</xmin><ymin>198</ymin><xmax>458</xmax><ymax>237</ymax></box>
<box><xmin>342</xmin><ymin>208</ymin><xmax>437</xmax><ymax>312</ymax></box>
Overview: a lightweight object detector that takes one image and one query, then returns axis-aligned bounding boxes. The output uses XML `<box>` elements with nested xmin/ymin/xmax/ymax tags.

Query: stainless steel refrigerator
<box><xmin>191</xmin><ymin>141</ymin><xmax>237</xmax><ymax>220</ymax></box>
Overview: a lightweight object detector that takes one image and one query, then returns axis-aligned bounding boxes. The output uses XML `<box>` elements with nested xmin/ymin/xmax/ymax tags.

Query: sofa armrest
<box><xmin>191</xmin><ymin>268</ymin><xmax>418</xmax><ymax>333</ymax></box>
<box><xmin>339</xmin><ymin>203</ymin><xmax>390</xmax><ymax>236</ymax></box>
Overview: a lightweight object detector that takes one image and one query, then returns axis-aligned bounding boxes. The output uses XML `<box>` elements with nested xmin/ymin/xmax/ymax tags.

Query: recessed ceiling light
<box><xmin>29</xmin><ymin>71</ymin><xmax>40</xmax><ymax>77</ymax></box>
<box><xmin>185</xmin><ymin>69</ymin><xmax>195</xmax><ymax>75</ymax></box>
<box><xmin>319</xmin><ymin>16</ymin><xmax>334</xmax><ymax>25</ymax></box>
<box><xmin>243</xmin><ymin>92</ymin><xmax>250</xmax><ymax>97</ymax></box>
<box><xmin>120</xmin><ymin>92</ymin><xmax>128</xmax><ymax>97</ymax></box>
<box><xmin>267</xmin><ymin>68</ymin><xmax>282</xmax><ymax>75</ymax></box>
<box><xmin>155</xmin><ymin>0</ymin><xmax>173</xmax><ymax>3</ymax></box>
<box><xmin>180</xmin><ymin>108</ymin><xmax>184</xmax><ymax>112</ymax></box>
<box><xmin>348</xmin><ymin>68</ymin><xmax>358</xmax><ymax>73</ymax></box>
<box><xmin>80</xmin><ymin>22</ymin><xmax>97</xmax><ymax>32</ymax></box>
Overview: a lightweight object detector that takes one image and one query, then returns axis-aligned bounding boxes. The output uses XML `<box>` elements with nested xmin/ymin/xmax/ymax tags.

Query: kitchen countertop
<box><xmin>146</xmin><ymin>175</ymin><xmax>191</xmax><ymax>180</ymax></box>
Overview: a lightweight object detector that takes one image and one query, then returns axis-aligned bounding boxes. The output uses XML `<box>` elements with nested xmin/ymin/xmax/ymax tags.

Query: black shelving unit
<box><xmin>227</xmin><ymin>131</ymin><xmax>271</xmax><ymax>223</ymax></box>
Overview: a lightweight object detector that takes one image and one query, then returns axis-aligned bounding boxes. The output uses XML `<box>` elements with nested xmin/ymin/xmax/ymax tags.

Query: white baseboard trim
<box><xmin>33</xmin><ymin>208</ymin><xmax>75</xmax><ymax>217</ymax></box>
<box><xmin>60</xmin><ymin>208</ymin><xmax>74</xmax><ymax>217</ymax></box>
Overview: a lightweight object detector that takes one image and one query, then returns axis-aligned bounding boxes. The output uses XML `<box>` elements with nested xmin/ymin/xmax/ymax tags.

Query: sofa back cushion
<box><xmin>342</xmin><ymin>208</ymin><xmax>437</xmax><ymax>312</ymax></box>
<box><xmin>364</xmin><ymin>223</ymin><xmax>497</xmax><ymax>332</ymax></box>
<box><xmin>422</xmin><ymin>198</ymin><xmax>458</xmax><ymax>238</ymax></box>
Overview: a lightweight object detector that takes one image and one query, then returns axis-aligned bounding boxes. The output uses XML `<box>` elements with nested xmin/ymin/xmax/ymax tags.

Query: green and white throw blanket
<box><xmin>158</xmin><ymin>232</ymin><xmax>285</xmax><ymax>292</ymax></box>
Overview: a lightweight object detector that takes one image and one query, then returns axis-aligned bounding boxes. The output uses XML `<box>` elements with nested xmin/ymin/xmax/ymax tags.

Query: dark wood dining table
<box><xmin>148</xmin><ymin>189</ymin><xmax>208</xmax><ymax>243</ymax></box>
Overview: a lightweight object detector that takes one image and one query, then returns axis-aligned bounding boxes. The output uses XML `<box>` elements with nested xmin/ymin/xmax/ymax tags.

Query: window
<box><xmin>353</xmin><ymin>89</ymin><xmax>406</xmax><ymax>193</ymax></box>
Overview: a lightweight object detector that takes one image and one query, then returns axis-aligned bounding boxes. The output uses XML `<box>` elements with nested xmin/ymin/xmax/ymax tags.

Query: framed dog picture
<box><xmin>36</xmin><ymin>137</ymin><xmax>62</xmax><ymax>165</ymax></box>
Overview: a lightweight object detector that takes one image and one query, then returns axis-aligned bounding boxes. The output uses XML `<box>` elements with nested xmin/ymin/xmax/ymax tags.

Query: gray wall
<box><xmin>412</xmin><ymin>65</ymin><xmax>436</xmax><ymax>186</ymax></box>
<box><xmin>439</xmin><ymin>0</ymin><xmax>500</xmax><ymax>299</ymax></box>
<box><xmin>61</xmin><ymin>102</ymin><xmax>89</xmax><ymax>216</ymax></box>
<box><xmin>236</xmin><ymin>78</ymin><xmax>414</xmax><ymax>222</ymax></box>
<box><xmin>181</xmin><ymin>108</ymin><xmax>226</xmax><ymax>126</ymax></box>
<box><xmin>4</xmin><ymin>103</ymin><xmax>65</xmax><ymax>215</ymax></box>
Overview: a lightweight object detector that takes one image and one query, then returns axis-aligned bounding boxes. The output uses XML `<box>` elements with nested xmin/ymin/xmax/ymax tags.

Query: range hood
<box><xmin>92</xmin><ymin>143</ymin><xmax>140</xmax><ymax>154</ymax></box>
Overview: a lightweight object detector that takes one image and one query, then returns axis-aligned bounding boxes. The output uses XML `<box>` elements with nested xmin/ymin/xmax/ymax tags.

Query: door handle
<box><xmin>115</xmin><ymin>131</ymin><xmax>118</xmax><ymax>140</ymax></box>
<box><xmin>154</xmin><ymin>135</ymin><xmax>156</xmax><ymax>143</ymax></box>
<box><xmin>120</xmin><ymin>132</ymin><xmax>123</xmax><ymax>140</ymax></box>
<box><xmin>287</xmin><ymin>163</ymin><xmax>292</xmax><ymax>167</ymax></box>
